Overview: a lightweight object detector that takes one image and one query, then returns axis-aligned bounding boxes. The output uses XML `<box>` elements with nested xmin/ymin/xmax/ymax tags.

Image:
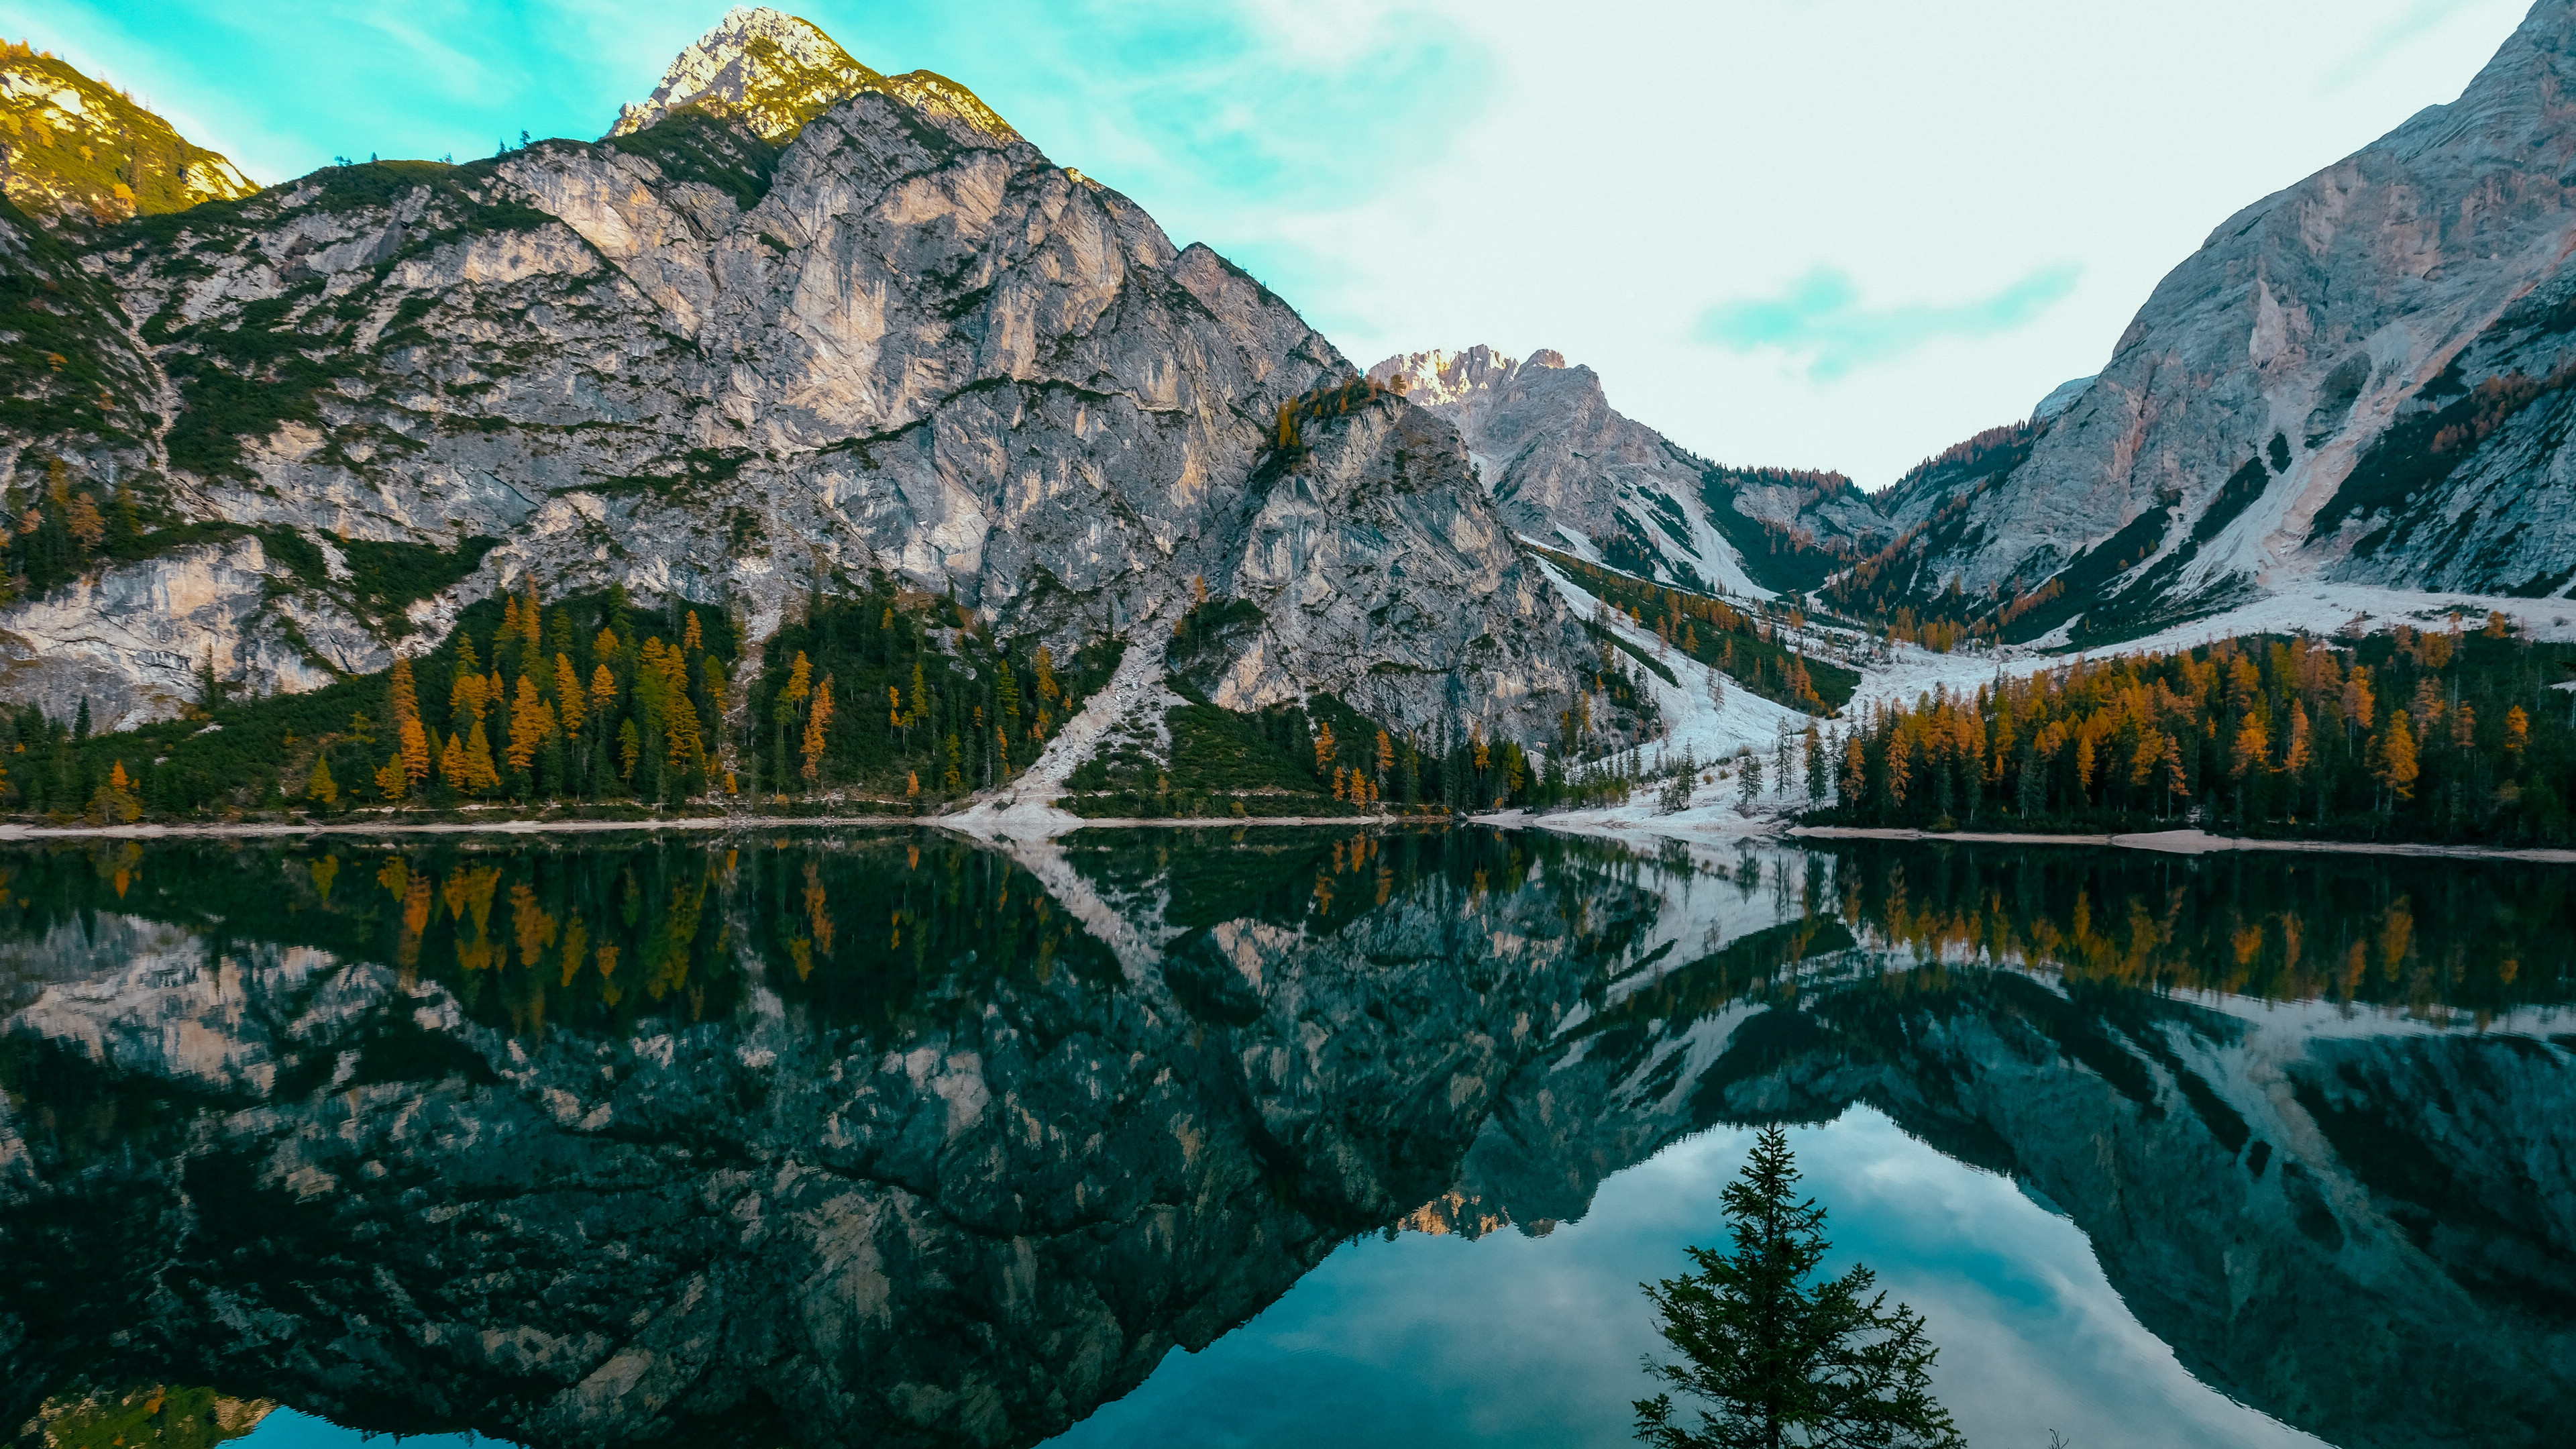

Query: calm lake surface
<box><xmin>0</xmin><ymin>828</ymin><xmax>2567</xmax><ymax>1449</ymax></box>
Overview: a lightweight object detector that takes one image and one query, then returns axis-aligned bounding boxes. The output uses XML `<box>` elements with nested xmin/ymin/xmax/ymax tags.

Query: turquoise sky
<box><xmin>0</xmin><ymin>0</ymin><xmax>2541</xmax><ymax>480</ymax></box>
<box><xmin>0</xmin><ymin>1</ymin><xmax>1483</xmax><ymax>296</ymax></box>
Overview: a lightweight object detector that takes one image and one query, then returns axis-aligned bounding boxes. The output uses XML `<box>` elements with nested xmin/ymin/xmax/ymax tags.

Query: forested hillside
<box><xmin>747</xmin><ymin>581</ymin><xmax>1116</xmax><ymax>802</ymax></box>
<box><xmin>1816</xmin><ymin>620</ymin><xmax>2576</xmax><ymax>845</ymax></box>
<box><xmin>8</xmin><ymin>582</ymin><xmax>745</xmax><ymax>820</ymax></box>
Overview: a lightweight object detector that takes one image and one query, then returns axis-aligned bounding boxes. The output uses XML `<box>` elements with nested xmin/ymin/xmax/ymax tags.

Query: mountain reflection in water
<box><xmin>0</xmin><ymin>831</ymin><xmax>2567</xmax><ymax>1449</ymax></box>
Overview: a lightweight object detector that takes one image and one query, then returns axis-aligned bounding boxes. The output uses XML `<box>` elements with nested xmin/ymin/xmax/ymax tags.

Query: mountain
<box><xmin>1882</xmin><ymin>0</ymin><xmax>2576</xmax><ymax>643</ymax></box>
<box><xmin>1368</xmin><ymin>345</ymin><xmax>1887</xmax><ymax>598</ymax></box>
<box><xmin>0</xmin><ymin>40</ymin><xmax>254</xmax><ymax>223</ymax></box>
<box><xmin>609</xmin><ymin>5</ymin><xmax>1018</xmax><ymax>147</ymax></box>
<box><xmin>0</xmin><ymin>10</ymin><xmax>1587</xmax><ymax>740</ymax></box>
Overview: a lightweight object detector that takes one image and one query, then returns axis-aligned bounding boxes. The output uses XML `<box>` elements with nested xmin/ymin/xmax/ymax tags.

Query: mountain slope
<box><xmin>0</xmin><ymin>40</ymin><xmax>254</xmax><ymax>223</ymax></box>
<box><xmin>0</xmin><ymin>15</ymin><xmax>1587</xmax><ymax>741</ymax></box>
<box><xmin>1892</xmin><ymin>0</ymin><xmax>2576</xmax><ymax>641</ymax></box>
<box><xmin>1368</xmin><ymin>346</ymin><xmax>1886</xmax><ymax>598</ymax></box>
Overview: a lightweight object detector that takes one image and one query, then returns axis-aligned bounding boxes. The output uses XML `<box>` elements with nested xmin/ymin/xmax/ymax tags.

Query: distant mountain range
<box><xmin>4</xmin><ymin>0</ymin><xmax>2576</xmax><ymax>738</ymax></box>
<box><xmin>1365</xmin><ymin>345</ymin><xmax>1889</xmax><ymax>598</ymax></box>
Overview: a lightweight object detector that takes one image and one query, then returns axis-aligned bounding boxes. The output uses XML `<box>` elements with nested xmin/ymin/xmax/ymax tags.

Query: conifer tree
<box><xmin>780</xmin><ymin>650</ymin><xmax>814</xmax><ymax>790</ymax></box>
<box><xmin>802</xmin><ymin>677</ymin><xmax>835</xmax><ymax>784</ymax></box>
<box><xmin>89</xmin><ymin>761</ymin><xmax>142</xmax><ymax>824</ymax></box>
<box><xmin>449</xmin><ymin>637</ymin><xmax>484</xmax><ymax>729</ymax></box>
<box><xmin>1636</xmin><ymin>1126</ymin><xmax>1964</xmax><ymax>1449</ymax></box>
<box><xmin>2375</xmin><ymin>710</ymin><xmax>2420</xmax><ymax>804</ymax></box>
<box><xmin>555</xmin><ymin>653</ymin><xmax>585</xmax><ymax>736</ymax></box>
<box><xmin>460</xmin><ymin>722</ymin><xmax>501</xmax><ymax>796</ymax></box>
<box><xmin>506</xmin><ymin>675</ymin><xmax>553</xmax><ymax>776</ymax></box>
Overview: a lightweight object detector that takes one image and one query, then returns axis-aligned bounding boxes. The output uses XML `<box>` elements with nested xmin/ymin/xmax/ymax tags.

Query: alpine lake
<box><xmin>0</xmin><ymin>826</ymin><xmax>2567</xmax><ymax>1449</ymax></box>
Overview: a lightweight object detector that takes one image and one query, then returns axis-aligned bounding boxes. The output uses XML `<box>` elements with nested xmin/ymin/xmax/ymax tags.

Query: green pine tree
<box><xmin>1635</xmin><ymin>1125</ymin><xmax>1964</xmax><ymax>1449</ymax></box>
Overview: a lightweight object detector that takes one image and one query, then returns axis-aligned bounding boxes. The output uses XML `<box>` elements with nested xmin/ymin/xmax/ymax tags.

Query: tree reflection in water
<box><xmin>0</xmin><ymin>830</ymin><xmax>2565</xmax><ymax>1449</ymax></box>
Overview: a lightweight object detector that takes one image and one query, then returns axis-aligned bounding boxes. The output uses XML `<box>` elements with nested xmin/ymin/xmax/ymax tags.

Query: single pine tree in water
<box><xmin>1635</xmin><ymin>1125</ymin><xmax>1964</xmax><ymax>1449</ymax></box>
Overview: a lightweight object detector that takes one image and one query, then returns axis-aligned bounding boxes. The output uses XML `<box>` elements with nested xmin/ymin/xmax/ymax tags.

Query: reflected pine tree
<box><xmin>1636</xmin><ymin>1126</ymin><xmax>1964</xmax><ymax>1449</ymax></box>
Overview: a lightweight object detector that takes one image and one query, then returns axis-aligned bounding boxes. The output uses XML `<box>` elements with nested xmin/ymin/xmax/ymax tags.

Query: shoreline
<box><xmin>0</xmin><ymin>814</ymin><xmax>926</xmax><ymax>841</ymax></box>
<box><xmin>0</xmin><ymin>810</ymin><xmax>1430</xmax><ymax>843</ymax></box>
<box><xmin>1786</xmin><ymin>824</ymin><xmax>2576</xmax><ymax>865</ymax></box>
<box><xmin>1</xmin><ymin>811</ymin><xmax>2570</xmax><ymax>864</ymax></box>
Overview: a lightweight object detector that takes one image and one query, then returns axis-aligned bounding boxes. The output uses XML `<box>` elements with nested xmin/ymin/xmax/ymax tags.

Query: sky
<box><xmin>0</xmin><ymin>0</ymin><xmax>2542</xmax><ymax>483</ymax></box>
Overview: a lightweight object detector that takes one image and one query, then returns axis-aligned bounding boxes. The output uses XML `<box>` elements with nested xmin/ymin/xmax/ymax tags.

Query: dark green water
<box><xmin>0</xmin><ymin>830</ymin><xmax>2567</xmax><ymax>1449</ymax></box>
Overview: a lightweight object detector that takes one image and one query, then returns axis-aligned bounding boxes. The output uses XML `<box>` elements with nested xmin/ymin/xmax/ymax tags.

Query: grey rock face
<box><xmin>1896</xmin><ymin>0</ymin><xmax>2576</xmax><ymax>632</ymax></box>
<box><xmin>1367</xmin><ymin>346</ymin><xmax>1885</xmax><ymax>598</ymax></box>
<box><xmin>1193</xmin><ymin>395</ymin><xmax>1588</xmax><ymax>728</ymax></box>
<box><xmin>0</xmin><ymin>22</ymin><xmax>1585</xmax><ymax>739</ymax></box>
<box><xmin>0</xmin><ymin>536</ymin><xmax>382</xmax><ymax>731</ymax></box>
<box><xmin>2029</xmin><ymin>375</ymin><xmax>2094</xmax><ymax>424</ymax></box>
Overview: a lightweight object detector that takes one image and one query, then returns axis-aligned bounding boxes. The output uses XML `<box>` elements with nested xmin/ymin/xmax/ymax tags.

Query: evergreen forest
<box><xmin>1813</xmin><ymin>621</ymin><xmax>2576</xmax><ymax>845</ymax></box>
<box><xmin>2</xmin><ymin>580</ymin><xmax>751</xmax><ymax>820</ymax></box>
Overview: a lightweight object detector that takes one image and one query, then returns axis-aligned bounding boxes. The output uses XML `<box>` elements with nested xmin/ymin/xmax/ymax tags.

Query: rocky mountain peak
<box><xmin>609</xmin><ymin>6</ymin><xmax>1017</xmax><ymax>146</ymax></box>
<box><xmin>1365</xmin><ymin>344</ymin><xmax>1523</xmax><ymax>408</ymax></box>
<box><xmin>0</xmin><ymin>19</ymin><xmax>1582</xmax><ymax>741</ymax></box>
<box><xmin>1371</xmin><ymin>343</ymin><xmax>1886</xmax><ymax>598</ymax></box>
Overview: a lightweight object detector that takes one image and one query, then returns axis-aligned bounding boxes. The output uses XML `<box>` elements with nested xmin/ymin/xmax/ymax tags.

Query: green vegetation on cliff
<box><xmin>0</xmin><ymin>195</ymin><xmax>158</xmax><ymax>449</ymax></box>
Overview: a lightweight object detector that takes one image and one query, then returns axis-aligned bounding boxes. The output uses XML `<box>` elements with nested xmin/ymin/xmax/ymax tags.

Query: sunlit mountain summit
<box><xmin>610</xmin><ymin>5</ymin><xmax>1018</xmax><ymax>146</ymax></box>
